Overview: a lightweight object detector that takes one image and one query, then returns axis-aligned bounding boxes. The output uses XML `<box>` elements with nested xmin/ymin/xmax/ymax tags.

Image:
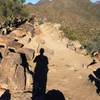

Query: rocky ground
<box><xmin>0</xmin><ymin>22</ymin><xmax>100</xmax><ymax>100</ymax></box>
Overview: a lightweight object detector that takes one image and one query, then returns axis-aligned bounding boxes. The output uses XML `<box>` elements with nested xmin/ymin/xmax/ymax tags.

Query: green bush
<box><xmin>0</xmin><ymin>0</ymin><xmax>28</xmax><ymax>20</ymax></box>
<box><xmin>82</xmin><ymin>33</ymin><xmax>100</xmax><ymax>53</ymax></box>
<box><xmin>60</xmin><ymin>25</ymin><xmax>100</xmax><ymax>54</ymax></box>
<box><xmin>60</xmin><ymin>26</ymin><xmax>77</xmax><ymax>41</ymax></box>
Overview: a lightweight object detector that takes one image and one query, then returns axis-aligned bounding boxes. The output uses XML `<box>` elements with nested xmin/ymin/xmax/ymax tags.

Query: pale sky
<box><xmin>91</xmin><ymin>0</ymin><xmax>100</xmax><ymax>2</ymax></box>
<box><xmin>25</xmin><ymin>0</ymin><xmax>100</xmax><ymax>4</ymax></box>
<box><xmin>26</xmin><ymin>0</ymin><xmax>40</xmax><ymax>4</ymax></box>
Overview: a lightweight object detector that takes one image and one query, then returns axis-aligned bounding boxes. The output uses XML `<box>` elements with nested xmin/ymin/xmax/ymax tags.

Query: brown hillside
<box><xmin>25</xmin><ymin>0</ymin><xmax>100</xmax><ymax>52</ymax></box>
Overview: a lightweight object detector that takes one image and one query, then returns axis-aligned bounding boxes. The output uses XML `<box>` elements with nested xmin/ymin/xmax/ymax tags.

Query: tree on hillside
<box><xmin>20</xmin><ymin>0</ymin><xmax>25</xmax><ymax>3</ymax></box>
<box><xmin>0</xmin><ymin>0</ymin><xmax>28</xmax><ymax>21</ymax></box>
<box><xmin>14</xmin><ymin>0</ymin><xmax>25</xmax><ymax>3</ymax></box>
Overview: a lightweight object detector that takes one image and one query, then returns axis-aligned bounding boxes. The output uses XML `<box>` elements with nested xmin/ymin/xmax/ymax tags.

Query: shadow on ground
<box><xmin>46</xmin><ymin>89</ymin><xmax>65</xmax><ymax>100</ymax></box>
<box><xmin>88</xmin><ymin>68</ymin><xmax>100</xmax><ymax>95</ymax></box>
<box><xmin>19</xmin><ymin>48</ymin><xmax>66</xmax><ymax>100</ymax></box>
<box><xmin>0</xmin><ymin>48</ymin><xmax>66</xmax><ymax>100</ymax></box>
<box><xmin>0</xmin><ymin>89</ymin><xmax>11</xmax><ymax>100</ymax></box>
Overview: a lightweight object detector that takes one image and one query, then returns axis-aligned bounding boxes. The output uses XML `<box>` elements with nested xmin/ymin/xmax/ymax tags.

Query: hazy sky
<box><xmin>91</xmin><ymin>0</ymin><xmax>100</xmax><ymax>2</ymax></box>
<box><xmin>26</xmin><ymin>0</ymin><xmax>100</xmax><ymax>4</ymax></box>
<box><xmin>26</xmin><ymin>0</ymin><xmax>40</xmax><ymax>4</ymax></box>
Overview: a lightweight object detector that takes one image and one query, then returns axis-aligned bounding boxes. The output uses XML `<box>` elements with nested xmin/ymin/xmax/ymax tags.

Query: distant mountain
<box><xmin>25</xmin><ymin>0</ymin><xmax>100</xmax><ymax>51</ymax></box>
<box><xmin>95</xmin><ymin>1</ymin><xmax>100</xmax><ymax>4</ymax></box>
<box><xmin>36</xmin><ymin>0</ymin><xmax>100</xmax><ymax>22</ymax></box>
<box><xmin>27</xmin><ymin>3</ymin><xmax>35</xmax><ymax>6</ymax></box>
<box><xmin>34</xmin><ymin>0</ymin><xmax>100</xmax><ymax>28</ymax></box>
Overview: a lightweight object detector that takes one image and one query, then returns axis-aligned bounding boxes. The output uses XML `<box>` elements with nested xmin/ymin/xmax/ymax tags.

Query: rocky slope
<box><xmin>25</xmin><ymin>0</ymin><xmax>100</xmax><ymax>52</ymax></box>
<box><xmin>18</xmin><ymin>22</ymin><xmax>100</xmax><ymax>100</ymax></box>
<box><xmin>0</xmin><ymin>20</ymin><xmax>100</xmax><ymax>100</ymax></box>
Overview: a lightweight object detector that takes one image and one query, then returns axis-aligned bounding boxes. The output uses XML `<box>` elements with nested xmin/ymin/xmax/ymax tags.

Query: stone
<box><xmin>0</xmin><ymin>35</ymin><xmax>23</xmax><ymax>51</ymax></box>
<box><xmin>0</xmin><ymin>52</ymin><xmax>26</xmax><ymax>91</ymax></box>
<box><xmin>9</xmin><ymin>29</ymin><xmax>27</xmax><ymax>38</ymax></box>
<box><xmin>17</xmin><ymin>48</ymin><xmax>35</xmax><ymax>61</ymax></box>
<box><xmin>9</xmin><ymin>64</ymin><xmax>25</xmax><ymax>90</ymax></box>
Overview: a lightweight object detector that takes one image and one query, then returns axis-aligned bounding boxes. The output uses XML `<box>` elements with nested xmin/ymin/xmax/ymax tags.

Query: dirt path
<box><xmin>22</xmin><ymin>23</ymin><xmax>100</xmax><ymax>100</ymax></box>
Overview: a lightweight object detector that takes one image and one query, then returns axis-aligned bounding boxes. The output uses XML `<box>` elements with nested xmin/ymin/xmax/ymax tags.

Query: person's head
<box><xmin>40</xmin><ymin>48</ymin><xmax>44</xmax><ymax>55</ymax></box>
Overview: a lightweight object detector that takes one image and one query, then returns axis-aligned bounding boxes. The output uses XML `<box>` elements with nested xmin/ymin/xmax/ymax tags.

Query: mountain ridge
<box><xmin>25</xmin><ymin>0</ymin><xmax>100</xmax><ymax>51</ymax></box>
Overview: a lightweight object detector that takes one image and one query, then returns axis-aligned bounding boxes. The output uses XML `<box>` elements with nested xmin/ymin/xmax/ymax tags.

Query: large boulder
<box><xmin>8</xmin><ymin>64</ymin><xmax>25</xmax><ymax>91</ymax></box>
<box><xmin>17</xmin><ymin>48</ymin><xmax>35</xmax><ymax>61</ymax></box>
<box><xmin>0</xmin><ymin>48</ymin><xmax>6</xmax><ymax>58</ymax></box>
<box><xmin>23</xmin><ymin>22</ymin><xmax>34</xmax><ymax>36</ymax></box>
<box><xmin>0</xmin><ymin>35</ymin><xmax>13</xmax><ymax>46</ymax></box>
<box><xmin>0</xmin><ymin>52</ymin><xmax>26</xmax><ymax>91</ymax></box>
<box><xmin>8</xmin><ymin>40</ymin><xmax>24</xmax><ymax>50</ymax></box>
<box><xmin>9</xmin><ymin>29</ymin><xmax>27</xmax><ymax>38</ymax></box>
<box><xmin>0</xmin><ymin>53</ymin><xmax>21</xmax><ymax>76</ymax></box>
<box><xmin>0</xmin><ymin>35</ymin><xmax>23</xmax><ymax>50</ymax></box>
<box><xmin>0</xmin><ymin>50</ymin><xmax>35</xmax><ymax>91</ymax></box>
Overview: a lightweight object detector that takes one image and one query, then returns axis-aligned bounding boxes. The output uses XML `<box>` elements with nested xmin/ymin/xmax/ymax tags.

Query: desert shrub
<box><xmin>60</xmin><ymin>26</ymin><xmax>77</xmax><ymax>40</ymax></box>
<box><xmin>61</xmin><ymin>25</ymin><xmax>100</xmax><ymax>54</ymax></box>
<box><xmin>0</xmin><ymin>0</ymin><xmax>28</xmax><ymax>20</ymax></box>
<box><xmin>82</xmin><ymin>33</ymin><xmax>100</xmax><ymax>53</ymax></box>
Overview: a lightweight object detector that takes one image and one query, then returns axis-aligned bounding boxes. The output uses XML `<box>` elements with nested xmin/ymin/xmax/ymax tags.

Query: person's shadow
<box><xmin>0</xmin><ymin>89</ymin><xmax>11</xmax><ymax>100</ymax></box>
<box><xmin>26</xmin><ymin>48</ymin><xmax>65</xmax><ymax>100</ymax></box>
<box><xmin>46</xmin><ymin>89</ymin><xmax>65</xmax><ymax>100</ymax></box>
<box><xmin>27</xmin><ymin>48</ymin><xmax>49</xmax><ymax>100</ymax></box>
<box><xmin>33</xmin><ymin>48</ymin><xmax>49</xmax><ymax>99</ymax></box>
<box><xmin>88</xmin><ymin>68</ymin><xmax>100</xmax><ymax>95</ymax></box>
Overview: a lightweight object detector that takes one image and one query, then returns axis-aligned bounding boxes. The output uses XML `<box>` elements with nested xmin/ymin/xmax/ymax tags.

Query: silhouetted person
<box><xmin>0</xmin><ymin>89</ymin><xmax>11</xmax><ymax>100</ymax></box>
<box><xmin>32</xmin><ymin>48</ymin><xmax>49</xmax><ymax>99</ymax></box>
